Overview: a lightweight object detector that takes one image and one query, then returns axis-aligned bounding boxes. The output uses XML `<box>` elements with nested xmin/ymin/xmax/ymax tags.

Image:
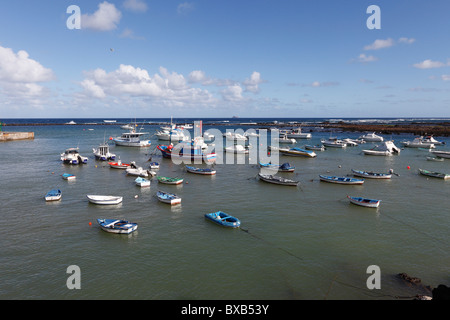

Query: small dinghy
<box><xmin>157</xmin><ymin>191</ymin><xmax>181</xmax><ymax>205</ymax></box>
<box><xmin>304</xmin><ymin>144</ymin><xmax>325</xmax><ymax>151</ymax></box>
<box><xmin>149</xmin><ymin>162</ymin><xmax>160</xmax><ymax>169</ymax></box>
<box><xmin>156</xmin><ymin>176</ymin><xmax>184</xmax><ymax>185</ymax></box>
<box><xmin>418</xmin><ymin>168</ymin><xmax>450</xmax><ymax>179</ymax></box>
<box><xmin>205</xmin><ymin>211</ymin><xmax>241</xmax><ymax>228</ymax></box>
<box><xmin>426</xmin><ymin>156</ymin><xmax>444</xmax><ymax>162</ymax></box>
<box><xmin>258</xmin><ymin>173</ymin><xmax>299</xmax><ymax>186</ymax></box>
<box><xmin>259</xmin><ymin>162</ymin><xmax>295</xmax><ymax>172</ymax></box>
<box><xmin>186</xmin><ymin>166</ymin><xmax>216</xmax><ymax>175</ymax></box>
<box><xmin>319</xmin><ymin>175</ymin><xmax>364</xmax><ymax>185</ymax></box>
<box><xmin>62</xmin><ymin>173</ymin><xmax>76</xmax><ymax>181</ymax></box>
<box><xmin>279</xmin><ymin>147</ymin><xmax>317</xmax><ymax>158</ymax></box>
<box><xmin>135</xmin><ymin>177</ymin><xmax>151</xmax><ymax>187</ymax></box>
<box><xmin>87</xmin><ymin>195</ymin><xmax>123</xmax><ymax>205</ymax></box>
<box><xmin>45</xmin><ymin>189</ymin><xmax>62</xmax><ymax>201</ymax></box>
<box><xmin>108</xmin><ymin>160</ymin><xmax>131</xmax><ymax>169</ymax></box>
<box><xmin>347</xmin><ymin>196</ymin><xmax>381</xmax><ymax>208</ymax></box>
<box><xmin>97</xmin><ymin>219</ymin><xmax>138</xmax><ymax>234</ymax></box>
<box><xmin>351</xmin><ymin>169</ymin><xmax>392</xmax><ymax>179</ymax></box>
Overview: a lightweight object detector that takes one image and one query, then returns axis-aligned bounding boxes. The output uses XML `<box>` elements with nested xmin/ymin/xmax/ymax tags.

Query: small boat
<box><xmin>359</xmin><ymin>132</ymin><xmax>384</xmax><ymax>142</ymax></box>
<box><xmin>304</xmin><ymin>144</ymin><xmax>325</xmax><ymax>151</ymax></box>
<box><xmin>279</xmin><ymin>147</ymin><xmax>317</xmax><ymax>158</ymax></box>
<box><xmin>401</xmin><ymin>137</ymin><xmax>435</xmax><ymax>149</ymax></box>
<box><xmin>258</xmin><ymin>173</ymin><xmax>299</xmax><ymax>186</ymax></box>
<box><xmin>156</xmin><ymin>176</ymin><xmax>184</xmax><ymax>185</ymax></box>
<box><xmin>157</xmin><ymin>144</ymin><xmax>217</xmax><ymax>163</ymax></box>
<box><xmin>283</xmin><ymin>128</ymin><xmax>311</xmax><ymax>139</ymax></box>
<box><xmin>342</xmin><ymin>139</ymin><xmax>358</xmax><ymax>147</ymax></box>
<box><xmin>347</xmin><ymin>196</ymin><xmax>381</xmax><ymax>208</ymax></box>
<box><xmin>149</xmin><ymin>162</ymin><xmax>160</xmax><ymax>169</ymax></box>
<box><xmin>135</xmin><ymin>177</ymin><xmax>151</xmax><ymax>187</ymax></box>
<box><xmin>60</xmin><ymin>148</ymin><xmax>88</xmax><ymax>164</ymax></box>
<box><xmin>224</xmin><ymin>144</ymin><xmax>249</xmax><ymax>154</ymax></box>
<box><xmin>430</xmin><ymin>150</ymin><xmax>450</xmax><ymax>159</ymax></box>
<box><xmin>121</xmin><ymin>123</ymin><xmax>136</xmax><ymax>130</ymax></box>
<box><xmin>223</xmin><ymin>131</ymin><xmax>247</xmax><ymax>141</ymax></box>
<box><xmin>275</xmin><ymin>135</ymin><xmax>297</xmax><ymax>144</ymax></box>
<box><xmin>93</xmin><ymin>143</ymin><xmax>116</xmax><ymax>161</ymax></box>
<box><xmin>156</xmin><ymin>128</ymin><xmax>189</xmax><ymax>142</ymax></box>
<box><xmin>426</xmin><ymin>156</ymin><xmax>444</xmax><ymax>162</ymax></box>
<box><xmin>126</xmin><ymin>163</ymin><xmax>154</xmax><ymax>177</ymax></box>
<box><xmin>205</xmin><ymin>211</ymin><xmax>241</xmax><ymax>228</ymax></box>
<box><xmin>363</xmin><ymin>141</ymin><xmax>401</xmax><ymax>156</ymax></box>
<box><xmin>108</xmin><ymin>159</ymin><xmax>131</xmax><ymax>169</ymax></box>
<box><xmin>418</xmin><ymin>169</ymin><xmax>450</xmax><ymax>180</ymax></box>
<box><xmin>86</xmin><ymin>195</ymin><xmax>123</xmax><ymax>205</ymax></box>
<box><xmin>319</xmin><ymin>175</ymin><xmax>364</xmax><ymax>185</ymax></box>
<box><xmin>62</xmin><ymin>173</ymin><xmax>76</xmax><ymax>181</ymax></box>
<box><xmin>45</xmin><ymin>189</ymin><xmax>62</xmax><ymax>201</ymax></box>
<box><xmin>259</xmin><ymin>162</ymin><xmax>295</xmax><ymax>172</ymax></box>
<box><xmin>113</xmin><ymin>128</ymin><xmax>151</xmax><ymax>147</ymax></box>
<box><xmin>97</xmin><ymin>219</ymin><xmax>138</xmax><ymax>234</ymax></box>
<box><xmin>186</xmin><ymin>166</ymin><xmax>216</xmax><ymax>175</ymax></box>
<box><xmin>321</xmin><ymin>137</ymin><xmax>347</xmax><ymax>148</ymax></box>
<box><xmin>156</xmin><ymin>191</ymin><xmax>181</xmax><ymax>205</ymax></box>
<box><xmin>351</xmin><ymin>169</ymin><xmax>392</xmax><ymax>179</ymax></box>
<box><xmin>421</xmin><ymin>135</ymin><xmax>445</xmax><ymax>146</ymax></box>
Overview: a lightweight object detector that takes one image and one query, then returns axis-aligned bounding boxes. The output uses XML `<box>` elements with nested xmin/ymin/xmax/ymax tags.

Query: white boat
<box><xmin>275</xmin><ymin>135</ymin><xmax>297</xmax><ymax>144</ymax></box>
<box><xmin>279</xmin><ymin>147</ymin><xmax>317</xmax><ymax>158</ymax></box>
<box><xmin>61</xmin><ymin>148</ymin><xmax>88</xmax><ymax>164</ymax></box>
<box><xmin>321</xmin><ymin>137</ymin><xmax>347</xmax><ymax>148</ymax></box>
<box><xmin>359</xmin><ymin>132</ymin><xmax>384</xmax><ymax>142</ymax></box>
<box><xmin>97</xmin><ymin>219</ymin><xmax>138</xmax><ymax>234</ymax></box>
<box><xmin>401</xmin><ymin>137</ymin><xmax>435</xmax><ymax>148</ymax></box>
<box><xmin>224</xmin><ymin>144</ymin><xmax>249</xmax><ymax>154</ymax></box>
<box><xmin>113</xmin><ymin>128</ymin><xmax>151</xmax><ymax>147</ymax></box>
<box><xmin>156</xmin><ymin>128</ymin><xmax>189</xmax><ymax>142</ymax></box>
<box><xmin>45</xmin><ymin>189</ymin><xmax>62</xmax><ymax>201</ymax></box>
<box><xmin>65</xmin><ymin>120</ymin><xmax>76</xmax><ymax>125</ymax></box>
<box><xmin>93</xmin><ymin>143</ymin><xmax>116</xmax><ymax>161</ymax></box>
<box><xmin>157</xmin><ymin>191</ymin><xmax>181</xmax><ymax>205</ymax></box>
<box><xmin>351</xmin><ymin>169</ymin><xmax>392</xmax><ymax>179</ymax></box>
<box><xmin>87</xmin><ymin>195</ymin><xmax>123</xmax><ymax>205</ymax></box>
<box><xmin>135</xmin><ymin>177</ymin><xmax>151</xmax><ymax>187</ymax></box>
<box><xmin>62</xmin><ymin>173</ymin><xmax>76</xmax><ymax>181</ymax></box>
<box><xmin>430</xmin><ymin>150</ymin><xmax>450</xmax><ymax>159</ymax></box>
<box><xmin>421</xmin><ymin>135</ymin><xmax>445</xmax><ymax>146</ymax></box>
<box><xmin>304</xmin><ymin>144</ymin><xmax>325</xmax><ymax>151</ymax></box>
<box><xmin>363</xmin><ymin>141</ymin><xmax>400</xmax><ymax>156</ymax></box>
<box><xmin>121</xmin><ymin>123</ymin><xmax>136</xmax><ymax>130</ymax></box>
<box><xmin>342</xmin><ymin>139</ymin><xmax>358</xmax><ymax>147</ymax></box>
<box><xmin>426</xmin><ymin>156</ymin><xmax>444</xmax><ymax>162</ymax></box>
<box><xmin>282</xmin><ymin>128</ymin><xmax>311</xmax><ymax>139</ymax></box>
<box><xmin>126</xmin><ymin>162</ymin><xmax>155</xmax><ymax>177</ymax></box>
<box><xmin>347</xmin><ymin>196</ymin><xmax>381</xmax><ymax>208</ymax></box>
<box><xmin>223</xmin><ymin>132</ymin><xmax>247</xmax><ymax>141</ymax></box>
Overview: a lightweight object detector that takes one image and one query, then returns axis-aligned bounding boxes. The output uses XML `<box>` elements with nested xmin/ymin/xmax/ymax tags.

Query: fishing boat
<box><xmin>204</xmin><ymin>211</ymin><xmax>241</xmax><ymax>228</ymax></box>
<box><xmin>418</xmin><ymin>169</ymin><xmax>450</xmax><ymax>179</ymax></box>
<box><xmin>135</xmin><ymin>177</ymin><xmax>151</xmax><ymax>187</ymax></box>
<box><xmin>156</xmin><ymin>191</ymin><xmax>181</xmax><ymax>205</ymax></box>
<box><xmin>223</xmin><ymin>131</ymin><xmax>248</xmax><ymax>141</ymax></box>
<box><xmin>359</xmin><ymin>132</ymin><xmax>384</xmax><ymax>142</ymax></box>
<box><xmin>126</xmin><ymin>163</ymin><xmax>154</xmax><ymax>177</ymax></box>
<box><xmin>149</xmin><ymin>162</ymin><xmax>160</xmax><ymax>169</ymax></box>
<box><xmin>430</xmin><ymin>150</ymin><xmax>450</xmax><ymax>159</ymax></box>
<box><xmin>93</xmin><ymin>143</ymin><xmax>116</xmax><ymax>161</ymax></box>
<box><xmin>259</xmin><ymin>162</ymin><xmax>295</xmax><ymax>172</ymax></box>
<box><xmin>224</xmin><ymin>144</ymin><xmax>249</xmax><ymax>154</ymax></box>
<box><xmin>363</xmin><ymin>141</ymin><xmax>401</xmax><ymax>156</ymax></box>
<box><xmin>258</xmin><ymin>173</ymin><xmax>299</xmax><ymax>186</ymax></box>
<box><xmin>304</xmin><ymin>144</ymin><xmax>325</xmax><ymax>151</ymax></box>
<box><xmin>62</xmin><ymin>173</ymin><xmax>76</xmax><ymax>181</ymax></box>
<box><xmin>86</xmin><ymin>195</ymin><xmax>123</xmax><ymax>205</ymax></box>
<box><xmin>426</xmin><ymin>156</ymin><xmax>444</xmax><ymax>161</ymax></box>
<box><xmin>186</xmin><ymin>166</ymin><xmax>216</xmax><ymax>175</ymax></box>
<box><xmin>351</xmin><ymin>169</ymin><xmax>392</xmax><ymax>179</ymax></box>
<box><xmin>108</xmin><ymin>159</ymin><xmax>131</xmax><ymax>169</ymax></box>
<box><xmin>45</xmin><ymin>189</ymin><xmax>62</xmax><ymax>201</ymax></box>
<box><xmin>421</xmin><ymin>135</ymin><xmax>445</xmax><ymax>146</ymax></box>
<box><xmin>156</xmin><ymin>176</ymin><xmax>184</xmax><ymax>185</ymax></box>
<box><xmin>283</xmin><ymin>128</ymin><xmax>311</xmax><ymax>139</ymax></box>
<box><xmin>342</xmin><ymin>139</ymin><xmax>358</xmax><ymax>147</ymax></box>
<box><xmin>97</xmin><ymin>219</ymin><xmax>138</xmax><ymax>234</ymax></box>
<box><xmin>60</xmin><ymin>148</ymin><xmax>88</xmax><ymax>164</ymax></box>
<box><xmin>279</xmin><ymin>147</ymin><xmax>317</xmax><ymax>158</ymax></box>
<box><xmin>112</xmin><ymin>128</ymin><xmax>151</xmax><ymax>147</ymax></box>
<box><xmin>321</xmin><ymin>137</ymin><xmax>347</xmax><ymax>148</ymax></box>
<box><xmin>157</xmin><ymin>144</ymin><xmax>217</xmax><ymax>163</ymax></box>
<box><xmin>275</xmin><ymin>135</ymin><xmax>297</xmax><ymax>144</ymax></box>
<box><xmin>347</xmin><ymin>196</ymin><xmax>381</xmax><ymax>208</ymax></box>
<box><xmin>319</xmin><ymin>175</ymin><xmax>364</xmax><ymax>185</ymax></box>
<box><xmin>156</xmin><ymin>128</ymin><xmax>189</xmax><ymax>142</ymax></box>
<box><xmin>401</xmin><ymin>137</ymin><xmax>435</xmax><ymax>149</ymax></box>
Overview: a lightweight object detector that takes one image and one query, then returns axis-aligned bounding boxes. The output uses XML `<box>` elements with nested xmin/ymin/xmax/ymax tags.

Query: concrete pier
<box><xmin>0</xmin><ymin>132</ymin><xmax>34</xmax><ymax>142</ymax></box>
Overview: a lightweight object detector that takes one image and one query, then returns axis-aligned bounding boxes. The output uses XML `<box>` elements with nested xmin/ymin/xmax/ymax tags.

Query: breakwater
<box><xmin>0</xmin><ymin>132</ymin><xmax>34</xmax><ymax>142</ymax></box>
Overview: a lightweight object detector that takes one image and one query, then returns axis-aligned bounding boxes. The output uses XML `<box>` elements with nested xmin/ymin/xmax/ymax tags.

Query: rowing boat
<box><xmin>204</xmin><ymin>211</ymin><xmax>241</xmax><ymax>228</ymax></box>
<box><xmin>156</xmin><ymin>176</ymin><xmax>184</xmax><ymax>185</ymax></box>
<box><xmin>258</xmin><ymin>173</ymin><xmax>299</xmax><ymax>186</ymax></box>
<box><xmin>351</xmin><ymin>169</ymin><xmax>392</xmax><ymax>179</ymax></box>
<box><xmin>319</xmin><ymin>175</ymin><xmax>364</xmax><ymax>185</ymax></box>
<box><xmin>186</xmin><ymin>166</ymin><xmax>216</xmax><ymax>175</ymax></box>
<box><xmin>418</xmin><ymin>169</ymin><xmax>450</xmax><ymax>179</ymax></box>
<box><xmin>347</xmin><ymin>196</ymin><xmax>381</xmax><ymax>208</ymax></box>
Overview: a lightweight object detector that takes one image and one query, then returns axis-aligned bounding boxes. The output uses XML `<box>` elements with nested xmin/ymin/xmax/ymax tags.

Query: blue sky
<box><xmin>0</xmin><ymin>0</ymin><xmax>450</xmax><ymax>118</ymax></box>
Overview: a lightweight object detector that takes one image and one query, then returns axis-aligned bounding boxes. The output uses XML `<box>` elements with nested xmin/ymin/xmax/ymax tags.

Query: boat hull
<box><xmin>319</xmin><ymin>175</ymin><xmax>364</xmax><ymax>185</ymax></box>
<box><xmin>418</xmin><ymin>169</ymin><xmax>450</xmax><ymax>179</ymax></box>
<box><xmin>157</xmin><ymin>177</ymin><xmax>184</xmax><ymax>185</ymax></box>
<box><xmin>279</xmin><ymin>148</ymin><xmax>316</xmax><ymax>158</ymax></box>
<box><xmin>351</xmin><ymin>169</ymin><xmax>392</xmax><ymax>179</ymax></box>
<box><xmin>347</xmin><ymin>196</ymin><xmax>380</xmax><ymax>208</ymax></box>
<box><xmin>430</xmin><ymin>151</ymin><xmax>450</xmax><ymax>159</ymax></box>
<box><xmin>157</xmin><ymin>191</ymin><xmax>181</xmax><ymax>205</ymax></box>
<box><xmin>97</xmin><ymin>219</ymin><xmax>138</xmax><ymax>234</ymax></box>
<box><xmin>258</xmin><ymin>173</ymin><xmax>299</xmax><ymax>186</ymax></box>
<box><xmin>45</xmin><ymin>189</ymin><xmax>62</xmax><ymax>201</ymax></box>
<box><xmin>205</xmin><ymin>211</ymin><xmax>240</xmax><ymax>228</ymax></box>
<box><xmin>87</xmin><ymin>195</ymin><xmax>123</xmax><ymax>205</ymax></box>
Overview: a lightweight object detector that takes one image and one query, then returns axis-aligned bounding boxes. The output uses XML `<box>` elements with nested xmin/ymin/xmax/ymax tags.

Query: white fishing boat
<box><xmin>363</xmin><ymin>141</ymin><xmax>400</xmax><ymax>156</ymax></box>
<box><xmin>342</xmin><ymin>139</ymin><xmax>358</xmax><ymax>147</ymax></box>
<box><xmin>45</xmin><ymin>189</ymin><xmax>62</xmax><ymax>202</ymax></box>
<box><xmin>156</xmin><ymin>128</ymin><xmax>189</xmax><ymax>142</ymax></box>
<box><xmin>223</xmin><ymin>131</ymin><xmax>247</xmax><ymax>141</ymax></box>
<box><xmin>87</xmin><ymin>195</ymin><xmax>123</xmax><ymax>205</ymax></box>
<box><xmin>304</xmin><ymin>144</ymin><xmax>325</xmax><ymax>151</ymax></box>
<box><xmin>93</xmin><ymin>143</ymin><xmax>116</xmax><ymax>161</ymax></box>
<box><xmin>113</xmin><ymin>128</ymin><xmax>151</xmax><ymax>147</ymax></box>
<box><xmin>275</xmin><ymin>134</ymin><xmax>297</xmax><ymax>144</ymax></box>
<box><xmin>126</xmin><ymin>162</ymin><xmax>155</xmax><ymax>177</ymax></box>
<box><xmin>121</xmin><ymin>123</ymin><xmax>136</xmax><ymax>130</ymax></box>
<box><xmin>224</xmin><ymin>144</ymin><xmax>249</xmax><ymax>154</ymax></box>
<box><xmin>279</xmin><ymin>147</ymin><xmax>317</xmax><ymax>157</ymax></box>
<box><xmin>97</xmin><ymin>219</ymin><xmax>138</xmax><ymax>234</ymax></box>
<box><xmin>135</xmin><ymin>177</ymin><xmax>151</xmax><ymax>187</ymax></box>
<box><xmin>321</xmin><ymin>137</ymin><xmax>347</xmax><ymax>148</ymax></box>
<box><xmin>401</xmin><ymin>137</ymin><xmax>435</xmax><ymax>148</ymax></box>
<box><xmin>430</xmin><ymin>150</ymin><xmax>450</xmax><ymax>159</ymax></box>
<box><xmin>157</xmin><ymin>191</ymin><xmax>181</xmax><ymax>205</ymax></box>
<box><xmin>359</xmin><ymin>132</ymin><xmax>384</xmax><ymax>142</ymax></box>
<box><xmin>421</xmin><ymin>135</ymin><xmax>445</xmax><ymax>146</ymax></box>
<box><xmin>61</xmin><ymin>148</ymin><xmax>88</xmax><ymax>164</ymax></box>
<box><xmin>284</xmin><ymin>128</ymin><xmax>311</xmax><ymax>139</ymax></box>
<box><xmin>62</xmin><ymin>173</ymin><xmax>76</xmax><ymax>181</ymax></box>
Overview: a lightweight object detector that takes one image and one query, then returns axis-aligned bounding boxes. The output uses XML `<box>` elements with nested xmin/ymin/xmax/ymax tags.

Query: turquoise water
<box><xmin>0</xmin><ymin>122</ymin><xmax>448</xmax><ymax>300</ymax></box>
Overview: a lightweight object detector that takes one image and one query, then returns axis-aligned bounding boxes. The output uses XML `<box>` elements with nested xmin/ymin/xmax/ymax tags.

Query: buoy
<box><xmin>407</xmin><ymin>166</ymin><xmax>410</xmax><ymax>170</ymax></box>
<box><xmin>134</xmin><ymin>195</ymin><xmax>138</xmax><ymax>198</ymax></box>
<box><xmin>89</xmin><ymin>222</ymin><xmax>92</xmax><ymax>226</ymax></box>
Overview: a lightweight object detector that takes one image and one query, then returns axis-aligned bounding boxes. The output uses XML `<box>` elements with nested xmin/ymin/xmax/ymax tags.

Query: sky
<box><xmin>0</xmin><ymin>0</ymin><xmax>450</xmax><ymax>118</ymax></box>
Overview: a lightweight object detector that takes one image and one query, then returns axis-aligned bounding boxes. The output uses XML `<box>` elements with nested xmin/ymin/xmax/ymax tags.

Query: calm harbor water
<box><xmin>0</xmin><ymin>119</ymin><xmax>448</xmax><ymax>300</ymax></box>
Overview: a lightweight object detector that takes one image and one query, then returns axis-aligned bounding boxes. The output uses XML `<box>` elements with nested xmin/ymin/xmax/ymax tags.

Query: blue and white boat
<box><xmin>149</xmin><ymin>162</ymin><xmax>160</xmax><ymax>169</ymax></box>
<box><xmin>60</xmin><ymin>148</ymin><xmax>88</xmax><ymax>164</ymax></box>
<box><xmin>45</xmin><ymin>189</ymin><xmax>62</xmax><ymax>201</ymax></box>
<box><xmin>259</xmin><ymin>162</ymin><xmax>295</xmax><ymax>172</ymax></box>
<box><xmin>135</xmin><ymin>177</ymin><xmax>151</xmax><ymax>187</ymax></box>
<box><xmin>113</xmin><ymin>128</ymin><xmax>151</xmax><ymax>147</ymax></box>
<box><xmin>351</xmin><ymin>169</ymin><xmax>392</xmax><ymax>179</ymax></box>
<box><xmin>62</xmin><ymin>173</ymin><xmax>76</xmax><ymax>181</ymax></box>
<box><xmin>185</xmin><ymin>165</ymin><xmax>216</xmax><ymax>175</ymax></box>
<box><xmin>93</xmin><ymin>143</ymin><xmax>116</xmax><ymax>161</ymax></box>
<box><xmin>157</xmin><ymin>144</ymin><xmax>217</xmax><ymax>163</ymax></box>
<box><xmin>279</xmin><ymin>147</ymin><xmax>317</xmax><ymax>158</ymax></box>
<box><xmin>97</xmin><ymin>219</ymin><xmax>138</xmax><ymax>234</ymax></box>
<box><xmin>157</xmin><ymin>191</ymin><xmax>181</xmax><ymax>205</ymax></box>
<box><xmin>347</xmin><ymin>196</ymin><xmax>381</xmax><ymax>208</ymax></box>
<box><xmin>205</xmin><ymin>211</ymin><xmax>241</xmax><ymax>228</ymax></box>
<box><xmin>319</xmin><ymin>175</ymin><xmax>364</xmax><ymax>185</ymax></box>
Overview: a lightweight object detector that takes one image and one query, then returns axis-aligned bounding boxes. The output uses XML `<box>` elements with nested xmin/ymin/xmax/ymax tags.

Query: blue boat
<box><xmin>156</xmin><ymin>190</ymin><xmax>181</xmax><ymax>205</ymax></box>
<box><xmin>45</xmin><ymin>189</ymin><xmax>62</xmax><ymax>201</ymax></box>
<box><xmin>279</xmin><ymin>147</ymin><xmax>317</xmax><ymax>158</ymax></box>
<box><xmin>205</xmin><ymin>211</ymin><xmax>241</xmax><ymax>228</ymax></box>
<box><xmin>157</xmin><ymin>144</ymin><xmax>216</xmax><ymax>163</ymax></box>
<box><xmin>62</xmin><ymin>173</ymin><xmax>76</xmax><ymax>181</ymax></box>
<box><xmin>319</xmin><ymin>175</ymin><xmax>364</xmax><ymax>185</ymax></box>
<box><xmin>259</xmin><ymin>162</ymin><xmax>295</xmax><ymax>172</ymax></box>
<box><xmin>97</xmin><ymin>219</ymin><xmax>138</xmax><ymax>234</ymax></box>
<box><xmin>186</xmin><ymin>166</ymin><xmax>216</xmax><ymax>175</ymax></box>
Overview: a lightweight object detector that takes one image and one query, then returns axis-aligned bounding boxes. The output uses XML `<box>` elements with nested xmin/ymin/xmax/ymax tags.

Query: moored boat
<box><xmin>62</xmin><ymin>173</ymin><xmax>76</xmax><ymax>181</ymax></box>
<box><xmin>93</xmin><ymin>143</ymin><xmax>116</xmax><ymax>161</ymax></box>
<box><xmin>359</xmin><ymin>132</ymin><xmax>384</xmax><ymax>142</ymax></box>
<box><xmin>430</xmin><ymin>150</ymin><xmax>450</xmax><ymax>159</ymax></box>
<box><xmin>186</xmin><ymin>165</ymin><xmax>216</xmax><ymax>175</ymax></box>
<box><xmin>283</xmin><ymin>128</ymin><xmax>311</xmax><ymax>139</ymax></box>
<box><xmin>156</xmin><ymin>176</ymin><xmax>184</xmax><ymax>185</ymax></box>
<box><xmin>426</xmin><ymin>156</ymin><xmax>444</xmax><ymax>162</ymax></box>
<box><xmin>362</xmin><ymin>141</ymin><xmax>400</xmax><ymax>156</ymax></box>
<box><xmin>61</xmin><ymin>148</ymin><xmax>88</xmax><ymax>164</ymax></box>
<box><xmin>97</xmin><ymin>219</ymin><xmax>138</xmax><ymax>234</ymax></box>
<box><xmin>149</xmin><ymin>162</ymin><xmax>160</xmax><ymax>169</ymax></box>
<box><xmin>321</xmin><ymin>137</ymin><xmax>347</xmax><ymax>148</ymax></box>
<box><xmin>156</xmin><ymin>191</ymin><xmax>181</xmax><ymax>205</ymax></box>
<box><xmin>401</xmin><ymin>137</ymin><xmax>435</xmax><ymax>149</ymax></box>
<box><xmin>258</xmin><ymin>173</ymin><xmax>299</xmax><ymax>186</ymax></box>
<box><xmin>224</xmin><ymin>144</ymin><xmax>249</xmax><ymax>154</ymax></box>
<box><xmin>157</xmin><ymin>144</ymin><xmax>217</xmax><ymax>163</ymax></box>
<box><xmin>205</xmin><ymin>211</ymin><xmax>241</xmax><ymax>228</ymax></box>
<box><xmin>135</xmin><ymin>177</ymin><xmax>151</xmax><ymax>187</ymax></box>
<box><xmin>418</xmin><ymin>169</ymin><xmax>450</xmax><ymax>179</ymax></box>
<box><xmin>87</xmin><ymin>195</ymin><xmax>123</xmax><ymax>205</ymax></box>
<box><xmin>279</xmin><ymin>147</ymin><xmax>316</xmax><ymax>158</ymax></box>
<box><xmin>304</xmin><ymin>144</ymin><xmax>325</xmax><ymax>151</ymax></box>
<box><xmin>351</xmin><ymin>169</ymin><xmax>392</xmax><ymax>179</ymax></box>
<box><xmin>347</xmin><ymin>196</ymin><xmax>381</xmax><ymax>208</ymax></box>
<box><xmin>259</xmin><ymin>162</ymin><xmax>295</xmax><ymax>172</ymax></box>
<box><xmin>45</xmin><ymin>189</ymin><xmax>62</xmax><ymax>201</ymax></box>
<box><xmin>113</xmin><ymin>128</ymin><xmax>151</xmax><ymax>147</ymax></box>
<box><xmin>319</xmin><ymin>175</ymin><xmax>364</xmax><ymax>185</ymax></box>
<box><xmin>108</xmin><ymin>159</ymin><xmax>131</xmax><ymax>169</ymax></box>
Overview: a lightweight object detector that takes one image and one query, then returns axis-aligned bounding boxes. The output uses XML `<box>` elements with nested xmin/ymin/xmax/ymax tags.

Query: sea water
<box><xmin>0</xmin><ymin>119</ymin><xmax>448</xmax><ymax>300</ymax></box>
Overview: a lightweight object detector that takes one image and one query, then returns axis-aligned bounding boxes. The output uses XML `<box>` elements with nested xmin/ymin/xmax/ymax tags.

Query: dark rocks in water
<box><xmin>397</xmin><ymin>272</ymin><xmax>422</xmax><ymax>284</ymax></box>
<box><xmin>432</xmin><ymin>285</ymin><xmax>450</xmax><ymax>300</ymax></box>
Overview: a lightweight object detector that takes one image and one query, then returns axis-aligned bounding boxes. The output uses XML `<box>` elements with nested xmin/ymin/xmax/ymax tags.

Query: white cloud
<box><xmin>413</xmin><ymin>59</ymin><xmax>448</xmax><ymax>69</ymax></box>
<box><xmin>221</xmin><ymin>85</ymin><xmax>244</xmax><ymax>101</ymax></box>
<box><xmin>303</xmin><ymin>81</ymin><xmax>339</xmax><ymax>87</ymax></box>
<box><xmin>441</xmin><ymin>75</ymin><xmax>450</xmax><ymax>81</ymax></box>
<box><xmin>243</xmin><ymin>71</ymin><xmax>265</xmax><ymax>93</ymax></box>
<box><xmin>364</xmin><ymin>38</ymin><xmax>395</xmax><ymax>50</ymax></box>
<box><xmin>82</xmin><ymin>1</ymin><xmax>122</xmax><ymax>31</ymax></box>
<box><xmin>123</xmin><ymin>0</ymin><xmax>148</xmax><ymax>12</ymax></box>
<box><xmin>177</xmin><ymin>2</ymin><xmax>194</xmax><ymax>15</ymax></box>
<box><xmin>356</xmin><ymin>53</ymin><xmax>378</xmax><ymax>63</ymax></box>
<box><xmin>188</xmin><ymin>70</ymin><xmax>206</xmax><ymax>83</ymax></box>
<box><xmin>398</xmin><ymin>37</ymin><xmax>415</xmax><ymax>44</ymax></box>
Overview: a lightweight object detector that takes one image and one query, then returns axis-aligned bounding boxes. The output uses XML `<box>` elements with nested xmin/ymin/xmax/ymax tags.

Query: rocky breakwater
<box><xmin>0</xmin><ymin>131</ymin><xmax>34</xmax><ymax>142</ymax></box>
